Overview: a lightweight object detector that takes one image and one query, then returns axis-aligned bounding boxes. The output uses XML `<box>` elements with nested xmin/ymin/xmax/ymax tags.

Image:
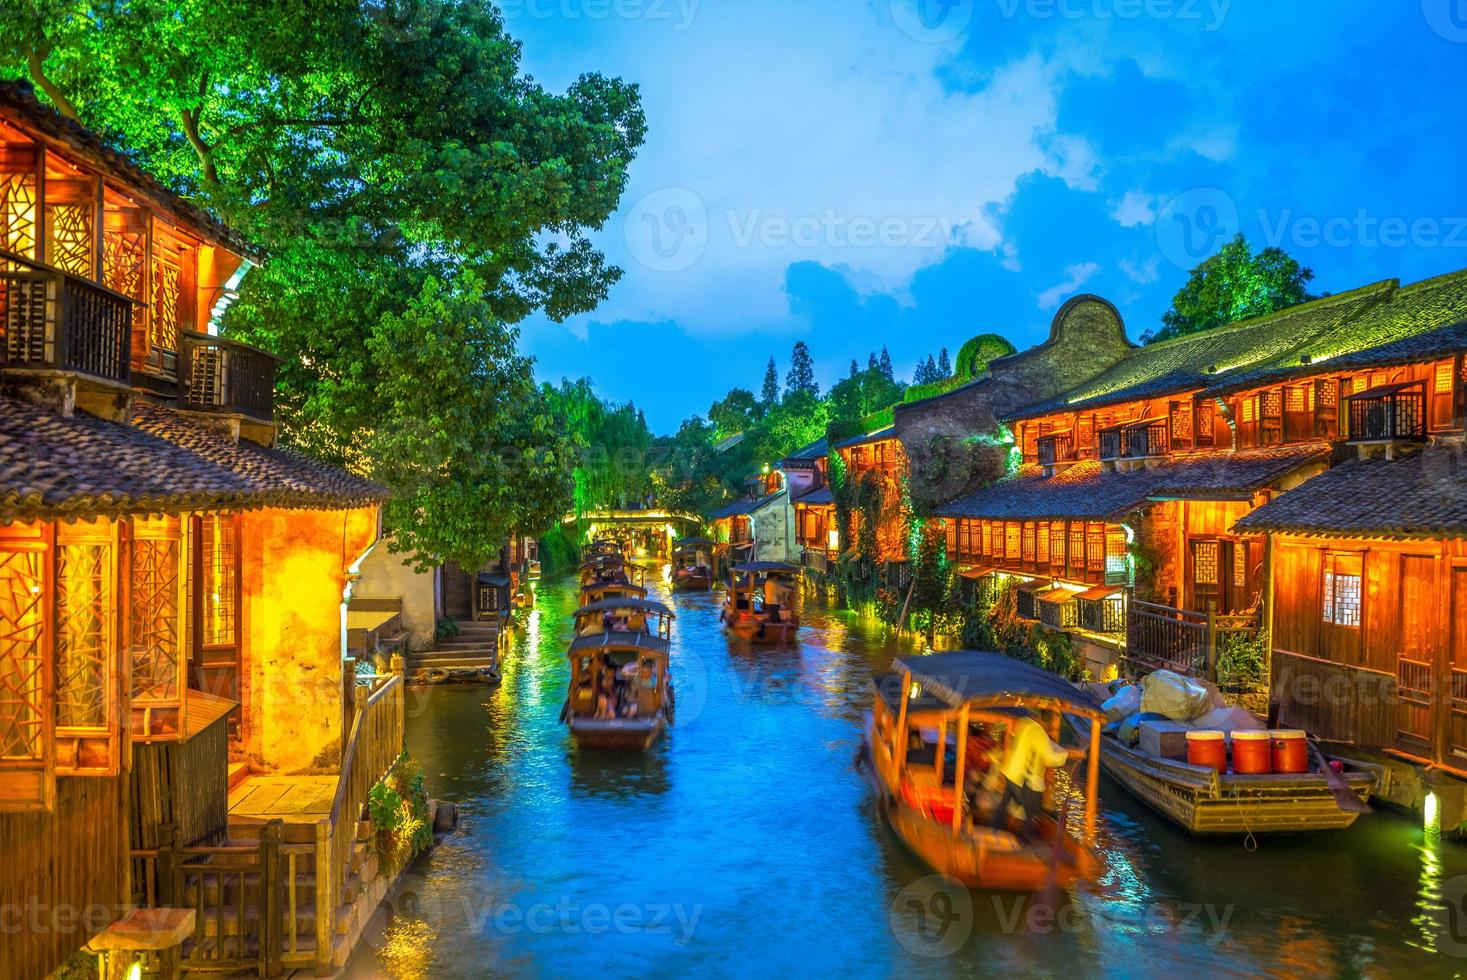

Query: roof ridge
<box><xmin>1127</xmin><ymin>278</ymin><xmax>1399</xmax><ymax>355</ymax></box>
<box><xmin>1391</xmin><ymin>265</ymin><xmax>1467</xmax><ymax>294</ymax></box>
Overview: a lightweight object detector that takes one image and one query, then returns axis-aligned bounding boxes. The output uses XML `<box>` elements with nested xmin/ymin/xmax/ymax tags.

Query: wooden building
<box><xmin>932</xmin><ymin>269</ymin><xmax>1467</xmax><ymax>677</ymax></box>
<box><xmin>0</xmin><ymin>80</ymin><xmax>402</xmax><ymax>977</ymax></box>
<box><xmin>781</xmin><ymin>438</ymin><xmax>838</xmax><ymax>574</ymax></box>
<box><xmin>832</xmin><ymin>425</ymin><xmax>910</xmax><ymax>582</ymax></box>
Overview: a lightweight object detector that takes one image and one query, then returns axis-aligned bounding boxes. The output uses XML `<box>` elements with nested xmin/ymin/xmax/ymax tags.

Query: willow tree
<box><xmin>4</xmin><ymin>0</ymin><xmax>646</xmax><ymax>569</ymax></box>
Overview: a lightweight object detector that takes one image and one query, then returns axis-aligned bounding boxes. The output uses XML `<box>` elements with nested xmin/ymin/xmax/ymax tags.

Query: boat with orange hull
<box><xmin>862</xmin><ymin>651</ymin><xmax>1105</xmax><ymax>891</ymax></box>
<box><xmin>721</xmin><ymin>562</ymin><xmax>800</xmax><ymax>645</ymax></box>
<box><xmin>562</xmin><ymin>598</ymin><xmax>676</xmax><ymax>751</ymax></box>
<box><xmin>671</xmin><ymin>538</ymin><xmax>714</xmax><ymax>591</ymax></box>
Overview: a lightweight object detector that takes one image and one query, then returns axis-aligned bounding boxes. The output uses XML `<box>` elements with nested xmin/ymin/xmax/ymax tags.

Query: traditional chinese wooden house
<box><xmin>782</xmin><ymin>437</ymin><xmax>839</xmax><ymax>575</ymax></box>
<box><xmin>0</xmin><ymin>81</ymin><xmax>404</xmax><ymax>977</ymax></box>
<box><xmin>933</xmin><ymin>270</ymin><xmax>1467</xmax><ymax>678</ymax></box>
<box><xmin>833</xmin><ymin>425</ymin><xmax>910</xmax><ymax>585</ymax></box>
<box><xmin>1224</xmin><ymin>316</ymin><xmax>1467</xmax><ymax>828</ymax></box>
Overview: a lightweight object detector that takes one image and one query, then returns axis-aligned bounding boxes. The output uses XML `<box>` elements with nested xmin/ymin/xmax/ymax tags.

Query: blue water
<box><xmin>344</xmin><ymin>574</ymin><xmax>1467</xmax><ymax>978</ymax></box>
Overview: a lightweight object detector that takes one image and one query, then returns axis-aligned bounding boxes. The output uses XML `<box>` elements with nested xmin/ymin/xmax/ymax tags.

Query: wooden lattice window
<box><xmin>1286</xmin><ymin>386</ymin><xmax>1307</xmax><ymax>413</ymax></box>
<box><xmin>130</xmin><ymin>516</ymin><xmax>187</xmax><ymax>741</ymax></box>
<box><xmin>980</xmin><ymin>522</ymin><xmax>992</xmax><ymax>557</ymax></box>
<box><xmin>1036</xmin><ymin>522</ymin><xmax>1050</xmax><ymax>565</ymax></box>
<box><xmin>0</xmin><ymin>169</ymin><xmax>38</xmax><ymax>262</ymax></box>
<box><xmin>1069</xmin><ymin>526</ymin><xmax>1085</xmax><ymax>573</ymax></box>
<box><xmin>201</xmin><ymin>515</ymin><xmax>238</xmax><ymax>647</ymax></box>
<box><xmin>1021</xmin><ymin>522</ymin><xmax>1036</xmax><ymax>564</ymax></box>
<box><xmin>1322</xmin><ymin>552</ymin><xmax>1363</xmax><ymax>628</ymax></box>
<box><xmin>53</xmin><ymin>521</ymin><xmax>119</xmax><ymax>776</ymax></box>
<box><xmin>47</xmin><ymin>202</ymin><xmax>94</xmax><ymax>277</ymax></box>
<box><xmin>1049</xmin><ymin>523</ymin><xmax>1066</xmax><ymax>569</ymax></box>
<box><xmin>1240</xmin><ymin>397</ymin><xmax>1256</xmax><ymax>424</ymax></box>
<box><xmin>1319</xmin><ymin>379</ymin><xmax>1338</xmax><ymax>408</ymax></box>
<box><xmin>1436</xmin><ymin>361</ymin><xmax>1454</xmax><ymax>395</ymax></box>
<box><xmin>944</xmin><ymin>520</ymin><xmax>957</xmax><ymax>557</ymax></box>
<box><xmin>1086</xmin><ymin>526</ymin><xmax>1105</xmax><ymax>573</ymax></box>
<box><xmin>151</xmin><ymin>256</ymin><xmax>181</xmax><ymax>354</ymax></box>
<box><xmin>1004</xmin><ymin>523</ymin><xmax>1021</xmax><ymax>561</ymax></box>
<box><xmin>1193</xmin><ymin>539</ymin><xmax>1220</xmax><ymax>587</ymax></box>
<box><xmin>1262</xmin><ymin>390</ymin><xmax>1283</xmax><ymax>420</ymax></box>
<box><xmin>1170</xmin><ymin>402</ymin><xmax>1192</xmax><ymax>446</ymax></box>
<box><xmin>1105</xmin><ymin>527</ymin><xmax>1128</xmax><ymax>585</ymax></box>
<box><xmin>0</xmin><ymin>526</ymin><xmax>54</xmax><ymax>811</ymax></box>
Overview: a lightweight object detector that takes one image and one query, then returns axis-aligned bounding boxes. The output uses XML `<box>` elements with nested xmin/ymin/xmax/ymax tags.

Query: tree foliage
<box><xmin>827</xmin><ymin>367</ymin><xmax>905</xmax><ymax>425</ymax></box>
<box><xmin>1147</xmin><ymin>233</ymin><xmax>1316</xmax><ymax>344</ymax></box>
<box><xmin>784</xmin><ymin>341</ymin><xmax>818</xmax><ymax>399</ymax></box>
<box><xmin>544</xmin><ymin>378</ymin><xmax>653</xmax><ymax>517</ymax></box>
<box><xmin>6</xmin><ymin>0</ymin><xmax>647</xmax><ymax>569</ymax></box>
<box><xmin>707</xmin><ymin>387</ymin><xmax>759</xmax><ymax>439</ymax></box>
<box><xmin>759</xmin><ymin>357</ymin><xmax>780</xmax><ymax>406</ymax></box>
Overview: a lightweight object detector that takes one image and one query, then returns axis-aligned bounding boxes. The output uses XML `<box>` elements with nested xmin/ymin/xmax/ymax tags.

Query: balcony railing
<box><xmin>1125</xmin><ymin>600</ymin><xmax>1259</xmax><ymax>680</ymax></box>
<box><xmin>0</xmin><ymin>250</ymin><xmax>132</xmax><ymax>386</ymax></box>
<box><xmin>1345</xmin><ymin>381</ymin><xmax>1425</xmax><ymax>443</ymax></box>
<box><xmin>181</xmin><ymin>331</ymin><xmax>280</xmax><ymax>422</ymax></box>
<box><xmin>1097</xmin><ymin>426</ymin><xmax>1123</xmax><ymax>461</ymax></box>
<box><xmin>1036</xmin><ymin>433</ymin><xmax>1076</xmax><ymax>467</ymax></box>
<box><xmin>1121</xmin><ymin>420</ymin><xmax>1169</xmax><ymax>458</ymax></box>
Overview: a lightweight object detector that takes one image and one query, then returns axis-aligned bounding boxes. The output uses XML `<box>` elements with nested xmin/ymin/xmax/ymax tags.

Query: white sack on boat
<box><xmin>1140</xmin><ymin>670</ymin><xmax>1212</xmax><ymax>722</ymax></box>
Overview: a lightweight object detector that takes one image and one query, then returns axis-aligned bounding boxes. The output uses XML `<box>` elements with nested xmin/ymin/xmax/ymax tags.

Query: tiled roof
<box><xmin>782</xmin><ymin>437</ymin><xmax>828</xmax><ymax>464</ymax></box>
<box><xmin>0</xmin><ymin>396</ymin><xmax>385</xmax><ymax>522</ymax></box>
<box><xmin>834</xmin><ymin>425</ymin><xmax>896</xmax><ymax>450</ymax></box>
<box><xmin>707</xmin><ymin>490</ymin><xmax>785</xmax><ymax>519</ymax></box>
<box><xmin>0</xmin><ymin>80</ymin><xmax>255</xmax><ymax>257</ymax></box>
<box><xmin>935</xmin><ymin>445</ymin><xmax>1329</xmax><ymax>522</ymax></box>
<box><xmin>1008</xmin><ymin>281</ymin><xmax>1398</xmax><ymax>421</ymax></box>
<box><xmin>793</xmin><ymin>486</ymin><xmax>835</xmax><ymax>505</ymax></box>
<box><xmin>1235</xmin><ymin>444</ymin><xmax>1467</xmax><ymax>538</ymax></box>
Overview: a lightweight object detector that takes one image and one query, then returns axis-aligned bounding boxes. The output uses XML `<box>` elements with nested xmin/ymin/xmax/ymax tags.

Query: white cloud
<box><xmin>509</xmin><ymin>2</ymin><xmax>1087</xmax><ymax>337</ymax></box>
<box><xmin>1038</xmin><ymin>262</ymin><xmax>1101</xmax><ymax>309</ymax></box>
<box><xmin>1111</xmin><ymin>190</ymin><xmax>1157</xmax><ymax>228</ymax></box>
<box><xmin>1119</xmin><ymin>256</ymin><xmax>1161</xmax><ymax>284</ymax></box>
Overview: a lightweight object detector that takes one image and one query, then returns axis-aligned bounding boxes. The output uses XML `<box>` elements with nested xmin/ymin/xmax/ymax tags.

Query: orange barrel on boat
<box><xmin>1271</xmin><ymin>730</ymin><xmax>1309</xmax><ymax>774</ymax></box>
<box><xmin>1186</xmin><ymin>730</ymin><xmax>1226</xmax><ymax>771</ymax></box>
<box><xmin>1231</xmin><ymin>730</ymin><xmax>1273</xmax><ymax>774</ymax></box>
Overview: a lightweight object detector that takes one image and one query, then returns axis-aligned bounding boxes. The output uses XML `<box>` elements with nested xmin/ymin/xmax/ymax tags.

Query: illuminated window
<box><xmin>1036</xmin><ymin>522</ymin><xmax>1050</xmax><ymax>565</ymax></box>
<box><xmin>1105</xmin><ymin>528</ymin><xmax>1128</xmax><ymax>583</ymax></box>
<box><xmin>1240</xmin><ymin>398</ymin><xmax>1256</xmax><ymax>424</ymax></box>
<box><xmin>1022</xmin><ymin>523</ymin><xmax>1036</xmax><ymax>563</ymax></box>
<box><xmin>1319</xmin><ymin>379</ymin><xmax>1338</xmax><ymax>409</ymax></box>
<box><xmin>1069</xmin><ymin>526</ymin><xmax>1085</xmax><ymax>571</ymax></box>
<box><xmin>944</xmin><ymin>520</ymin><xmax>957</xmax><ymax>556</ymax></box>
<box><xmin>201</xmin><ymin>515</ymin><xmax>237</xmax><ymax>647</ymax></box>
<box><xmin>1050</xmin><ymin>524</ymin><xmax>1066</xmax><ymax>567</ymax></box>
<box><xmin>1193</xmin><ymin>540</ymin><xmax>1220</xmax><ymax>586</ymax></box>
<box><xmin>1086</xmin><ymin>526</ymin><xmax>1105</xmax><ymax>573</ymax></box>
<box><xmin>1005</xmin><ymin>523</ymin><xmax>1021</xmax><ymax>561</ymax></box>
<box><xmin>1436</xmin><ymin>361</ymin><xmax>1454</xmax><ymax>395</ymax></box>
<box><xmin>1262</xmin><ymin>390</ymin><xmax>1283</xmax><ymax>419</ymax></box>
<box><xmin>1233</xmin><ymin>541</ymin><xmax>1249</xmax><ymax>589</ymax></box>
<box><xmin>1322</xmin><ymin>553</ymin><xmax>1363</xmax><ymax>628</ymax></box>
<box><xmin>980</xmin><ymin>521</ymin><xmax>992</xmax><ymax>557</ymax></box>
<box><xmin>1286</xmin><ymin>386</ymin><xmax>1307</xmax><ymax>413</ymax></box>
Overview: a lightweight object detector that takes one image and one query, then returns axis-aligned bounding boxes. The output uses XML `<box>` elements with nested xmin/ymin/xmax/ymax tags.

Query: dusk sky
<box><xmin>507</xmin><ymin>1</ymin><xmax>1467</xmax><ymax>433</ymax></box>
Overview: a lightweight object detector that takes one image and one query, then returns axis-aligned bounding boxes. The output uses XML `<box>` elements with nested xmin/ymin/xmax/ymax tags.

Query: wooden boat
<box><xmin>1071</xmin><ymin>699</ymin><xmax>1376</xmax><ymax>834</ymax></box>
<box><xmin>863</xmin><ymin>651</ymin><xmax>1104</xmax><ymax>891</ymax></box>
<box><xmin>582</xmin><ymin>539</ymin><xmax>622</xmax><ymax>562</ymax></box>
<box><xmin>578</xmin><ymin>555</ymin><xmax>645</xmax><ymax>591</ymax></box>
<box><xmin>573</xmin><ymin>596</ymin><xmax>676</xmax><ymax>640</ymax></box>
<box><xmin>721</xmin><ymin>562</ymin><xmax>800</xmax><ymax>644</ymax></box>
<box><xmin>578</xmin><ymin>581</ymin><xmax>649</xmax><ymax>606</ymax></box>
<box><xmin>670</xmin><ymin>538</ymin><xmax>714</xmax><ymax>591</ymax></box>
<box><xmin>563</xmin><ymin>628</ymin><xmax>674</xmax><ymax>750</ymax></box>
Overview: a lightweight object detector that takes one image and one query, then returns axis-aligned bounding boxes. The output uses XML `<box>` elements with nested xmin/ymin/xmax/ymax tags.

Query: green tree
<box><xmin>708</xmin><ymin>387</ymin><xmax>759</xmax><ymax>438</ymax></box>
<box><xmin>8</xmin><ymin>1</ymin><xmax>647</xmax><ymax>567</ymax></box>
<box><xmin>545</xmin><ymin>379</ymin><xmax>653</xmax><ymax>516</ymax></box>
<box><xmin>760</xmin><ymin>357</ymin><xmax>780</xmax><ymax>407</ymax></box>
<box><xmin>1148</xmin><ymin>233</ymin><xmax>1316</xmax><ymax>344</ymax></box>
<box><xmin>906</xmin><ymin>520</ymin><xmax>952</xmax><ymax>647</ymax></box>
<box><xmin>784</xmin><ymin>341</ymin><xmax>818</xmax><ymax>399</ymax></box>
<box><xmin>827</xmin><ymin>368</ymin><xmax>905</xmax><ymax>424</ymax></box>
<box><xmin>878</xmin><ymin>346</ymin><xmax>895</xmax><ymax>381</ymax></box>
<box><xmin>848</xmin><ymin>358</ymin><xmax>859</xmax><ymax>378</ymax></box>
<box><xmin>937</xmin><ymin>347</ymin><xmax>951</xmax><ymax>377</ymax></box>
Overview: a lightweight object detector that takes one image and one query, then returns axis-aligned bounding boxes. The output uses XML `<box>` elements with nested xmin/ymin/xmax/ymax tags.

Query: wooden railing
<box><xmin>1125</xmin><ymin>600</ymin><xmax>1259</xmax><ymax>679</ymax></box>
<box><xmin>0</xmin><ymin>249</ymin><xmax>131</xmax><ymax>384</ymax></box>
<box><xmin>1122</xmin><ymin>421</ymin><xmax>1169</xmax><ymax>459</ymax></box>
<box><xmin>1097</xmin><ymin>426</ymin><xmax>1123</xmax><ymax>461</ymax></box>
<box><xmin>320</xmin><ymin>663</ymin><xmax>406</xmax><ymax>970</ymax></box>
<box><xmin>181</xmin><ymin>330</ymin><xmax>280</xmax><ymax>421</ymax></box>
<box><xmin>801</xmin><ymin>548</ymin><xmax>832</xmax><ymax>575</ymax></box>
<box><xmin>1346</xmin><ymin>383</ymin><xmax>1426</xmax><ymax>443</ymax></box>
<box><xmin>1036</xmin><ymin>433</ymin><xmax>1076</xmax><ymax>467</ymax></box>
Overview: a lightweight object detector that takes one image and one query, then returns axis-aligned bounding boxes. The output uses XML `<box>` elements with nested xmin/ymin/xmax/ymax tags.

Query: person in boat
<box><xmin>988</xmin><ymin>715</ymin><xmax>1072</xmax><ymax>839</ymax></box>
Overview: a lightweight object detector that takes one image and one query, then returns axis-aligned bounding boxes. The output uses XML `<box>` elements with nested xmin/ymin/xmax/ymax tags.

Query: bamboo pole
<box><xmin>933</xmin><ymin>712</ymin><xmax>946</xmax><ymax>788</ymax></box>
<box><xmin>952</xmin><ymin>703</ymin><xmax>970</xmax><ymax>837</ymax></box>
<box><xmin>892</xmin><ymin>669</ymin><xmax>912</xmax><ymax>785</ymax></box>
<box><xmin>1085</xmin><ymin>719</ymin><xmax>1100</xmax><ymax>844</ymax></box>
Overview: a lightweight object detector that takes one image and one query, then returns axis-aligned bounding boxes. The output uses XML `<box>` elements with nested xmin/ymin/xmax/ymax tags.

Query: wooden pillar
<box><xmin>314</xmin><ymin>818</ymin><xmax>332</xmax><ymax>975</ymax></box>
<box><xmin>261</xmin><ymin>819</ymin><xmax>284</xmax><ymax>978</ymax></box>
<box><xmin>892</xmin><ymin>669</ymin><xmax>912</xmax><ymax>784</ymax></box>
<box><xmin>1085</xmin><ymin>718</ymin><xmax>1100</xmax><ymax>844</ymax></box>
<box><xmin>932</xmin><ymin>712</ymin><xmax>947</xmax><ymax>788</ymax></box>
<box><xmin>951</xmin><ymin>703</ymin><xmax>970</xmax><ymax>837</ymax></box>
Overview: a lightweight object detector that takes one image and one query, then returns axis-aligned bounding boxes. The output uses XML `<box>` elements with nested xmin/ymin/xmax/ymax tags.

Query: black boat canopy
<box><xmin>574</xmin><ymin>597</ymin><xmax>676</xmax><ymax>619</ymax></box>
<box><xmin>568</xmin><ymin>631</ymin><xmax>671</xmax><ymax>655</ymax></box>
<box><xmin>892</xmin><ymin>651</ymin><xmax>1103</xmax><ymax>718</ymax></box>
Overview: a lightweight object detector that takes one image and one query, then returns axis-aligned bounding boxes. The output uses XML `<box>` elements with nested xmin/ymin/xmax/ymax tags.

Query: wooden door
<box><xmin>1395</xmin><ymin>554</ymin><xmax>1435</xmax><ymax>757</ymax></box>
<box><xmin>1444</xmin><ymin>565</ymin><xmax>1467</xmax><ymax>765</ymax></box>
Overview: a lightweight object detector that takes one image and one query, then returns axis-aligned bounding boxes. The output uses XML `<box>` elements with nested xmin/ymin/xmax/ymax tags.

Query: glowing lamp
<box><xmin>1426</xmin><ymin>790</ymin><xmax>1441</xmax><ymax>835</ymax></box>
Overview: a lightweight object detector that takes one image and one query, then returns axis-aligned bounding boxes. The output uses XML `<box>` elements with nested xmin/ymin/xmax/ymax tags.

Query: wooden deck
<box><xmin>227</xmin><ymin>775</ymin><xmax>337</xmax><ymax>824</ymax></box>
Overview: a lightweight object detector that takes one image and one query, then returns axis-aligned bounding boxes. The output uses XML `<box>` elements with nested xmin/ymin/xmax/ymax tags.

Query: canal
<box><xmin>346</xmin><ymin>573</ymin><xmax>1467</xmax><ymax>978</ymax></box>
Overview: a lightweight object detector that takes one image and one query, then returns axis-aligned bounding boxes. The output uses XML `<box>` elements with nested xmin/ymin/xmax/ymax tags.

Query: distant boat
<box><xmin>721</xmin><ymin>562</ymin><xmax>800</xmax><ymax>645</ymax></box>
<box><xmin>670</xmin><ymin>538</ymin><xmax>715</xmax><ymax>591</ymax></box>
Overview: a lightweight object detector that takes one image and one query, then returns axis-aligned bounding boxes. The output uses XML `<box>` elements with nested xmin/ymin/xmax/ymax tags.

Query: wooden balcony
<box><xmin>181</xmin><ymin>331</ymin><xmax>280</xmax><ymax>422</ymax></box>
<box><xmin>1097</xmin><ymin>426</ymin><xmax>1122</xmax><ymax>461</ymax></box>
<box><xmin>1345</xmin><ymin>381</ymin><xmax>1426</xmax><ymax>444</ymax></box>
<box><xmin>1122</xmin><ymin>420</ymin><xmax>1169</xmax><ymax>459</ymax></box>
<box><xmin>1125</xmin><ymin>600</ymin><xmax>1258</xmax><ymax>679</ymax></box>
<box><xmin>0</xmin><ymin>250</ymin><xmax>132</xmax><ymax>387</ymax></box>
<box><xmin>1036</xmin><ymin>432</ymin><xmax>1077</xmax><ymax>468</ymax></box>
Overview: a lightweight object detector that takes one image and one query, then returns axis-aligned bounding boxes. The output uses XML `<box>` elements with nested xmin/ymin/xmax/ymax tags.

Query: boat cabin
<box><xmin>578</xmin><ymin>555</ymin><xmax>646</xmax><ymax>590</ymax></box>
<box><xmin>865</xmin><ymin>651</ymin><xmax>1103</xmax><ymax>890</ymax></box>
<box><xmin>564</xmin><ymin>631</ymin><xmax>673</xmax><ymax>750</ymax></box>
<box><xmin>722</xmin><ymin>561</ymin><xmax>801</xmax><ymax>644</ymax></box>
<box><xmin>574</xmin><ymin>597</ymin><xmax>675</xmax><ymax>639</ymax></box>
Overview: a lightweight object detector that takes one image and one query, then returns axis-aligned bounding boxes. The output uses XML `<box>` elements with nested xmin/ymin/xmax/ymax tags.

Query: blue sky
<box><xmin>504</xmin><ymin>0</ymin><xmax>1467</xmax><ymax>433</ymax></box>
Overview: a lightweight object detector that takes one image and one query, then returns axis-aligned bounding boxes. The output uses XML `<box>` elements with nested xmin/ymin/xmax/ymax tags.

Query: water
<box><xmin>346</xmin><ymin>574</ymin><xmax>1467</xmax><ymax>978</ymax></box>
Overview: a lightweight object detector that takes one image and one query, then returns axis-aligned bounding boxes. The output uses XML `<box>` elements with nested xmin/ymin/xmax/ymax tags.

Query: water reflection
<box><xmin>347</xmin><ymin>574</ymin><xmax>1467</xmax><ymax>979</ymax></box>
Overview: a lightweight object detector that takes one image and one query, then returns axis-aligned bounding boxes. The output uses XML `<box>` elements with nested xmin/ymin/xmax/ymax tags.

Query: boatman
<box><xmin>988</xmin><ymin>715</ymin><xmax>1071</xmax><ymax>838</ymax></box>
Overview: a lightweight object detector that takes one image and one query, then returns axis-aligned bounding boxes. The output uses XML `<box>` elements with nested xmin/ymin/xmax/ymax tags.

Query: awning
<box><xmin>1075</xmin><ymin>585</ymin><xmax>1124</xmax><ymax>601</ymax></box>
<box><xmin>957</xmin><ymin>565</ymin><xmax>997</xmax><ymax>580</ymax></box>
<box><xmin>893</xmin><ymin>651</ymin><xmax>1103</xmax><ymax>717</ymax></box>
<box><xmin>1036</xmin><ymin>587</ymin><xmax>1076</xmax><ymax>606</ymax></box>
<box><xmin>1015</xmin><ymin>579</ymin><xmax>1049</xmax><ymax>595</ymax></box>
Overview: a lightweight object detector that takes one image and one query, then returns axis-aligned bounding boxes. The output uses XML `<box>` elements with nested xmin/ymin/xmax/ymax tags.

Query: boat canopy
<box><xmin>574</xmin><ymin>597</ymin><xmax>676</xmax><ymax>619</ymax></box>
<box><xmin>568</xmin><ymin>631</ymin><xmax>671</xmax><ymax>656</ymax></box>
<box><xmin>893</xmin><ymin>651</ymin><xmax>1103</xmax><ymax>719</ymax></box>
<box><xmin>730</xmin><ymin>561</ymin><xmax>799</xmax><ymax>574</ymax></box>
<box><xmin>579</xmin><ymin>582</ymin><xmax>648</xmax><ymax>598</ymax></box>
<box><xmin>578</xmin><ymin>556</ymin><xmax>628</xmax><ymax>570</ymax></box>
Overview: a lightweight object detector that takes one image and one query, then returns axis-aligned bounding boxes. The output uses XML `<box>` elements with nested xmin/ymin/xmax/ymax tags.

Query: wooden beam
<box><xmin>952</xmin><ymin>703</ymin><xmax>969</xmax><ymax>838</ymax></box>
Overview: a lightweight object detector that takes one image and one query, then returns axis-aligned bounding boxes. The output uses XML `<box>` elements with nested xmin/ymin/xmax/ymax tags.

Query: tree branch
<box><xmin>179</xmin><ymin>106</ymin><xmax>220</xmax><ymax>186</ymax></box>
<box><xmin>24</xmin><ymin>47</ymin><xmax>79</xmax><ymax>120</ymax></box>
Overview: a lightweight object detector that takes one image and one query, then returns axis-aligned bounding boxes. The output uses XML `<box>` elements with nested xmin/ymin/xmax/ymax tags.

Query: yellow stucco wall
<box><xmin>238</xmin><ymin>504</ymin><xmax>379</xmax><ymax>773</ymax></box>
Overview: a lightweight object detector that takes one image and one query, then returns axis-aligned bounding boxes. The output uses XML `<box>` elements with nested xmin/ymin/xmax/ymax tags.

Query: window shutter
<box><xmin>129</xmin><ymin>516</ymin><xmax>188</xmax><ymax>742</ymax></box>
<box><xmin>53</xmin><ymin>519</ymin><xmax>121</xmax><ymax>776</ymax></box>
